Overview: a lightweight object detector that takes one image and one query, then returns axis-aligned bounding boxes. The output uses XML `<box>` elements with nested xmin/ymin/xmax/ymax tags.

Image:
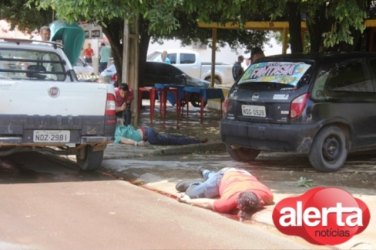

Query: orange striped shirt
<box><xmin>213</xmin><ymin>170</ymin><xmax>273</xmax><ymax>213</ymax></box>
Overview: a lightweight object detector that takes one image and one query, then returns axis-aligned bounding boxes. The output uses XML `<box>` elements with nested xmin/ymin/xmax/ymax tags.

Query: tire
<box><xmin>204</xmin><ymin>76</ymin><xmax>221</xmax><ymax>85</ymax></box>
<box><xmin>190</xmin><ymin>93</ymin><xmax>207</xmax><ymax>108</ymax></box>
<box><xmin>226</xmin><ymin>145</ymin><xmax>260</xmax><ymax>162</ymax></box>
<box><xmin>76</xmin><ymin>145</ymin><xmax>104</xmax><ymax>171</ymax></box>
<box><xmin>308</xmin><ymin>126</ymin><xmax>348</xmax><ymax>172</ymax></box>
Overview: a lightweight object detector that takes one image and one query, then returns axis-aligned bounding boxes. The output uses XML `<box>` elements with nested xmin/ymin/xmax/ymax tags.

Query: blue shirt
<box><xmin>99</xmin><ymin>46</ymin><xmax>111</xmax><ymax>63</ymax></box>
<box><xmin>114</xmin><ymin>125</ymin><xmax>142</xmax><ymax>143</ymax></box>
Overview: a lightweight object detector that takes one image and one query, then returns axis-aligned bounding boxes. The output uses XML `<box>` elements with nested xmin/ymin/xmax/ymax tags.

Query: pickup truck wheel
<box><xmin>226</xmin><ymin>145</ymin><xmax>260</xmax><ymax>162</ymax></box>
<box><xmin>76</xmin><ymin>145</ymin><xmax>104</xmax><ymax>171</ymax></box>
<box><xmin>308</xmin><ymin>126</ymin><xmax>348</xmax><ymax>172</ymax></box>
<box><xmin>190</xmin><ymin>94</ymin><xmax>207</xmax><ymax>108</ymax></box>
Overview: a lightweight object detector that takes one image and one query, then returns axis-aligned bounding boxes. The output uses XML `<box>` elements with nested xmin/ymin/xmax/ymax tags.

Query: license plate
<box><xmin>241</xmin><ymin>105</ymin><xmax>266</xmax><ymax>117</ymax></box>
<box><xmin>33</xmin><ymin>130</ymin><xmax>70</xmax><ymax>143</ymax></box>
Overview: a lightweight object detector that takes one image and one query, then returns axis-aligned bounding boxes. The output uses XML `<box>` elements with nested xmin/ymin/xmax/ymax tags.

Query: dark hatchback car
<box><xmin>100</xmin><ymin>61</ymin><xmax>209</xmax><ymax>106</ymax></box>
<box><xmin>221</xmin><ymin>52</ymin><xmax>376</xmax><ymax>172</ymax></box>
<box><xmin>140</xmin><ymin>61</ymin><xmax>209</xmax><ymax>88</ymax></box>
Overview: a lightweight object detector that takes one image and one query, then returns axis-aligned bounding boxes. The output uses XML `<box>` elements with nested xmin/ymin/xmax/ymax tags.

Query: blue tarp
<box><xmin>50</xmin><ymin>20</ymin><xmax>85</xmax><ymax>65</ymax></box>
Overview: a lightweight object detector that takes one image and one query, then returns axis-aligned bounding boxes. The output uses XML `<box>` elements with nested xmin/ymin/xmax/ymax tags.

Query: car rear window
<box><xmin>239</xmin><ymin>62</ymin><xmax>312</xmax><ymax>88</ymax></box>
<box><xmin>0</xmin><ymin>48</ymin><xmax>66</xmax><ymax>81</ymax></box>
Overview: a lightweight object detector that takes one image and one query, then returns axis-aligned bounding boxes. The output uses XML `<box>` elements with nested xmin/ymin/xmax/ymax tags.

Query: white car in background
<box><xmin>148</xmin><ymin>49</ymin><xmax>234</xmax><ymax>86</ymax></box>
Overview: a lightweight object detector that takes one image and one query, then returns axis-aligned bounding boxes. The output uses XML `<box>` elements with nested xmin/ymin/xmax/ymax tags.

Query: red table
<box><xmin>183</xmin><ymin>87</ymin><xmax>224</xmax><ymax>123</ymax></box>
<box><xmin>138</xmin><ymin>87</ymin><xmax>157</xmax><ymax>123</ymax></box>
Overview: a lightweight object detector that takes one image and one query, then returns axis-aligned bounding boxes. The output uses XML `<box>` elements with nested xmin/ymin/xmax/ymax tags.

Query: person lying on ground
<box><xmin>114</xmin><ymin>125</ymin><xmax>208</xmax><ymax>146</ymax></box>
<box><xmin>176</xmin><ymin>167</ymin><xmax>274</xmax><ymax>220</ymax></box>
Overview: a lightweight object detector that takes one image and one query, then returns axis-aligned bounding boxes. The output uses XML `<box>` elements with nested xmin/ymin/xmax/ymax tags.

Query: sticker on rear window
<box><xmin>240</xmin><ymin>62</ymin><xmax>311</xmax><ymax>87</ymax></box>
<box><xmin>273</xmin><ymin>94</ymin><xmax>289</xmax><ymax>100</ymax></box>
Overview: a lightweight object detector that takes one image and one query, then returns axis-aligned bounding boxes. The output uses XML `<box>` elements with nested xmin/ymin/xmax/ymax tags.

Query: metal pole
<box><xmin>211</xmin><ymin>28</ymin><xmax>217</xmax><ymax>88</ymax></box>
<box><xmin>282</xmin><ymin>28</ymin><xmax>288</xmax><ymax>54</ymax></box>
<box><xmin>122</xmin><ymin>19</ymin><xmax>129</xmax><ymax>82</ymax></box>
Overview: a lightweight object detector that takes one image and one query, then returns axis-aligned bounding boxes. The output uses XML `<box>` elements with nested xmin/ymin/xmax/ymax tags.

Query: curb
<box><xmin>104</xmin><ymin>141</ymin><xmax>226</xmax><ymax>160</ymax></box>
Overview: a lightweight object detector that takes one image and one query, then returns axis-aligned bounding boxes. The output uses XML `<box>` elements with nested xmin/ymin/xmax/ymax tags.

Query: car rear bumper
<box><xmin>220</xmin><ymin>119</ymin><xmax>320</xmax><ymax>153</ymax></box>
<box><xmin>0</xmin><ymin>115</ymin><xmax>115</xmax><ymax>144</ymax></box>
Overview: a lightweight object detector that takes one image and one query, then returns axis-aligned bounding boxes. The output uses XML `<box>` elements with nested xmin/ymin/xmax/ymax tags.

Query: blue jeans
<box><xmin>99</xmin><ymin>62</ymin><xmax>108</xmax><ymax>73</ymax></box>
<box><xmin>124</xmin><ymin>107</ymin><xmax>131</xmax><ymax>126</ymax></box>
<box><xmin>145</xmin><ymin>127</ymin><xmax>201</xmax><ymax>145</ymax></box>
<box><xmin>185</xmin><ymin>170</ymin><xmax>224</xmax><ymax>198</ymax></box>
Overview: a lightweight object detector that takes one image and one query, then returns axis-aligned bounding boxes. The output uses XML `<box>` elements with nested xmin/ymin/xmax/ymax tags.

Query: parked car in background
<box><xmin>148</xmin><ymin>49</ymin><xmax>233</xmax><ymax>86</ymax></box>
<box><xmin>100</xmin><ymin>61</ymin><xmax>210</xmax><ymax>106</ymax></box>
<box><xmin>221</xmin><ymin>52</ymin><xmax>376</xmax><ymax>172</ymax></box>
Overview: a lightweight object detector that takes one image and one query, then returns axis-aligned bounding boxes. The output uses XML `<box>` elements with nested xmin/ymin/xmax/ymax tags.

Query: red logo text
<box><xmin>272</xmin><ymin>187</ymin><xmax>370</xmax><ymax>245</ymax></box>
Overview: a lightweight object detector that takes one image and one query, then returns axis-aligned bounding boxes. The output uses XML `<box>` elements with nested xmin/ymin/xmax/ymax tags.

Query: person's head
<box><xmin>250</xmin><ymin>47</ymin><xmax>265</xmax><ymax>64</ymax></box>
<box><xmin>87</xmin><ymin>43</ymin><xmax>92</xmax><ymax>48</ymax></box>
<box><xmin>119</xmin><ymin>83</ymin><xmax>129</xmax><ymax>97</ymax></box>
<box><xmin>161</xmin><ymin>51</ymin><xmax>168</xmax><ymax>61</ymax></box>
<box><xmin>101</xmin><ymin>42</ymin><xmax>105</xmax><ymax>47</ymax></box>
<box><xmin>237</xmin><ymin>191</ymin><xmax>261</xmax><ymax>220</ymax></box>
<box><xmin>40</xmin><ymin>26</ymin><xmax>50</xmax><ymax>42</ymax></box>
<box><xmin>238</xmin><ymin>55</ymin><xmax>244</xmax><ymax>63</ymax></box>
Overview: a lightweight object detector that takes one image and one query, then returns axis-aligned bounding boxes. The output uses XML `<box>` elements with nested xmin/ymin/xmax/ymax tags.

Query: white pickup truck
<box><xmin>0</xmin><ymin>38</ymin><xmax>116</xmax><ymax>171</ymax></box>
<box><xmin>148</xmin><ymin>49</ymin><xmax>234</xmax><ymax>85</ymax></box>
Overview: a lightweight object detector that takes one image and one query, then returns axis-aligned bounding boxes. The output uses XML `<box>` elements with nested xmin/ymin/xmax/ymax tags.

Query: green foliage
<box><xmin>322</xmin><ymin>0</ymin><xmax>367</xmax><ymax>47</ymax></box>
<box><xmin>31</xmin><ymin>0</ymin><xmax>140</xmax><ymax>24</ymax></box>
<box><xmin>0</xmin><ymin>0</ymin><xmax>53</xmax><ymax>31</ymax></box>
<box><xmin>143</xmin><ymin>0</ymin><xmax>182</xmax><ymax>35</ymax></box>
<box><xmin>297</xmin><ymin>176</ymin><xmax>314</xmax><ymax>188</ymax></box>
<box><xmin>2</xmin><ymin>0</ymin><xmax>373</xmax><ymax>54</ymax></box>
<box><xmin>300</xmin><ymin>0</ymin><xmax>368</xmax><ymax>50</ymax></box>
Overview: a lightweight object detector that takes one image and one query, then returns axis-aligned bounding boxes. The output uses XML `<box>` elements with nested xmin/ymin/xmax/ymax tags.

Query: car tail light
<box><xmin>105</xmin><ymin>93</ymin><xmax>116</xmax><ymax>125</ymax></box>
<box><xmin>290</xmin><ymin>93</ymin><xmax>309</xmax><ymax>119</ymax></box>
<box><xmin>111</xmin><ymin>73</ymin><xmax>117</xmax><ymax>82</ymax></box>
<box><xmin>223</xmin><ymin>98</ymin><xmax>231</xmax><ymax>115</ymax></box>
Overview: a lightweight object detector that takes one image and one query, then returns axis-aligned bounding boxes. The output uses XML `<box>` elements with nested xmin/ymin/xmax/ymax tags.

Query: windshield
<box><xmin>0</xmin><ymin>48</ymin><xmax>66</xmax><ymax>81</ymax></box>
<box><xmin>238</xmin><ymin>61</ymin><xmax>312</xmax><ymax>87</ymax></box>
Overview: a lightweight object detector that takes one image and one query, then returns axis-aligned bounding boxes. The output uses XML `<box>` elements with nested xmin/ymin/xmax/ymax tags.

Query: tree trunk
<box><xmin>138</xmin><ymin>18</ymin><xmax>151</xmax><ymax>85</ymax></box>
<box><xmin>101</xmin><ymin>17</ymin><xmax>151</xmax><ymax>85</ymax></box>
<box><xmin>287</xmin><ymin>2</ymin><xmax>303</xmax><ymax>53</ymax></box>
<box><xmin>306</xmin><ymin>4</ymin><xmax>327</xmax><ymax>53</ymax></box>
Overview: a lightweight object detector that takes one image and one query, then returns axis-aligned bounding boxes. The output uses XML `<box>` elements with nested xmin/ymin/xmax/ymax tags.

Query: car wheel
<box><xmin>76</xmin><ymin>145</ymin><xmax>104</xmax><ymax>171</ymax></box>
<box><xmin>190</xmin><ymin>93</ymin><xmax>207</xmax><ymax>107</ymax></box>
<box><xmin>204</xmin><ymin>76</ymin><xmax>221</xmax><ymax>85</ymax></box>
<box><xmin>226</xmin><ymin>145</ymin><xmax>260</xmax><ymax>162</ymax></box>
<box><xmin>308</xmin><ymin>126</ymin><xmax>348</xmax><ymax>172</ymax></box>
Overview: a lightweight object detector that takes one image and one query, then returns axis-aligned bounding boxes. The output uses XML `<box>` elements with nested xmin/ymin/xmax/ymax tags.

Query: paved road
<box><xmin>0</xmin><ymin>152</ymin><xmax>321</xmax><ymax>250</ymax></box>
<box><xmin>101</xmin><ymin>151</ymin><xmax>376</xmax><ymax>250</ymax></box>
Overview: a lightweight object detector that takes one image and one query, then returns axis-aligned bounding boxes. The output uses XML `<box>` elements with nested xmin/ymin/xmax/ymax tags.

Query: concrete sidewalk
<box><xmin>104</xmin><ymin>141</ymin><xmax>226</xmax><ymax>160</ymax></box>
<box><xmin>103</xmin><ymin>103</ymin><xmax>375</xmax><ymax>250</ymax></box>
<box><xmin>103</xmin><ymin>142</ymin><xmax>376</xmax><ymax>250</ymax></box>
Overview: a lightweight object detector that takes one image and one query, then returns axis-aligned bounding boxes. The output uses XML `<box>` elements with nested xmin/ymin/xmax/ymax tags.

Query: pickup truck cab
<box><xmin>0</xmin><ymin>38</ymin><xmax>116</xmax><ymax>171</ymax></box>
<box><xmin>148</xmin><ymin>49</ymin><xmax>234</xmax><ymax>85</ymax></box>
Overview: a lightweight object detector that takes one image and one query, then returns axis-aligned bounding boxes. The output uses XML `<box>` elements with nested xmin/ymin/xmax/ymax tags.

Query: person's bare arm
<box><xmin>120</xmin><ymin>137</ymin><xmax>145</xmax><ymax>146</ymax></box>
<box><xmin>178</xmin><ymin>193</ymin><xmax>215</xmax><ymax>210</ymax></box>
<box><xmin>115</xmin><ymin>103</ymin><xmax>126</xmax><ymax>112</ymax></box>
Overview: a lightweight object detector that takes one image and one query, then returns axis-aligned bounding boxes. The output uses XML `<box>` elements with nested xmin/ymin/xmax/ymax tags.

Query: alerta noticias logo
<box><xmin>272</xmin><ymin>187</ymin><xmax>370</xmax><ymax>245</ymax></box>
